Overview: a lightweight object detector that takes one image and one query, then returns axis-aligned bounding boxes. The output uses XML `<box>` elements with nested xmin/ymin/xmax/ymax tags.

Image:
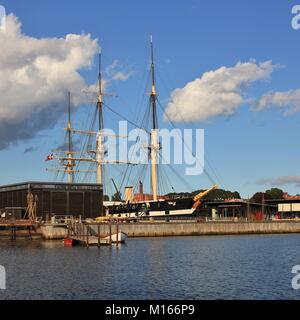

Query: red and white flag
<box><xmin>45</xmin><ymin>153</ymin><xmax>54</xmax><ymax>162</ymax></box>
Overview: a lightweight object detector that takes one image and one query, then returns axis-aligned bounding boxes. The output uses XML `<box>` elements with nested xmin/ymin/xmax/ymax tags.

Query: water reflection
<box><xmin>0</xmin><ymin>234</ymin><xmax>300</xmax><ymax>300</ymax></box>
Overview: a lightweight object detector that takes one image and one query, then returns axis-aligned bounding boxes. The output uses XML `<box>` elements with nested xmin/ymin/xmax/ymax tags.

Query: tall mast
<box><xmin>149</xmin><ymin>35</ymin><xmax>159</xmax><ymax>201</ymax></box>
<box><xmin>96</xmin><ymin>50</ymin><xmax>104</xmax><ymax>185</ymax></box>
<box><xmin>67</xmin><ymin>91</ymin><xmax>74</xmax><ymax>184</ymax></box>
<box><xmin>150</xmin><ymin>35</ymin><xmax>157</xmax><ymax>129</ymax></box>
<box><xmin>98</xmin><ymin>50</ymin><xmax>104</xmax><ymax>131</ymax></box>
<box><xmin>48</xmin><ymin>48</ymin><xmax>133</xmax><ymax>186</ymax></box>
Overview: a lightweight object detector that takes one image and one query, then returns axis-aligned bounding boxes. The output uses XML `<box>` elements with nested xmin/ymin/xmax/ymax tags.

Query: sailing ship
<box><xmin>48</xmin><ymin>37</ymin><xmax>217</xmax><ymax>219</ymax></box>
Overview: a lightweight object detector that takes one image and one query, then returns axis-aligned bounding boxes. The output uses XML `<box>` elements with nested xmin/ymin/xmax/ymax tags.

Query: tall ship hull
<box><xmin>106</xmin><ymin>184</ymin><xmax>218</xmax><ymax>219</ymax></box>
<box><xmin>107</xmin><ymin>198</ymin><xmax>196</xmax><ymax>218</ymax></box>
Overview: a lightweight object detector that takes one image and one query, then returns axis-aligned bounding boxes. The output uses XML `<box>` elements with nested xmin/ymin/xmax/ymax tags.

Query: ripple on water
<box><xmin>0</xmin><ymin>235</ymin><xmax>300</xmax><ymax>300</ymax></box>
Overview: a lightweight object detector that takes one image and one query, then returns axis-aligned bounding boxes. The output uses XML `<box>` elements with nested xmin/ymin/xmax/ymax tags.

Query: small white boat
<box><xmin>103</xmin><ymin>232</ymin><xmax>127</xmax><ymax>243</ymax></box>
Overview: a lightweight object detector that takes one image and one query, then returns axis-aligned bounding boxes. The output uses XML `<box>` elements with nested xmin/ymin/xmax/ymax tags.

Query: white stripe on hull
<box><xmin>110</xmin><ymin>208</ymin><xmax>195</xmax><ymax>218</ymax></box>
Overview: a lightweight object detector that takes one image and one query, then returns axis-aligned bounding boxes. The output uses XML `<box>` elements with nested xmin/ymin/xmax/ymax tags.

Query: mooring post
<box><xmin>98</xmin><ymin>223</ymin><xmax>100</xmax><ymax>248</ymax></box>
<box><xmin>28</xmin><ymin>226</ymin><xmax>32</xmax><ymax>240</ymax></box>
<box><xmin>109</xmin><ymin>222</ymin><xmax>112</xmax><ymax>244</ymax></box>
<box><xmin>116</xmin><ymin>223</ymin><xmax>119</xmax><ymax>247</ymax></box>
<box><xmin>86</xmin><ymin>225</ymin><xmax>89</xmax><ymax>247</ymax></box>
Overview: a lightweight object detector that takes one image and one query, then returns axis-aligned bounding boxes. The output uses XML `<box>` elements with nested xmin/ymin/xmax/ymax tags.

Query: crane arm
<box><xmin>192</xmin><ymin>184</ymin><xmax>219</xmax><ymax>209</ymax></box>
<box><xmin>111</xmin><ymin>179</ymin><xmax>119</xmax><ymax>195</ymax></box>
<box><xmin>111</xmin><ymin>178</ymin><xmax>123</xmax><ymax>201</ymax></box>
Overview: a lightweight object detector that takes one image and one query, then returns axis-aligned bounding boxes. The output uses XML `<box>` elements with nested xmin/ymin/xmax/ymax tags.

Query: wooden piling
<box><xmin>86</xmin><ymin>225</ymin><xmax>89</xmax><ymax>247</ymax></box>
<box><xmin>11</xmin><ymin>226</ymin><xmax>14</xmax><ymax>240</ymax></box>
<box><xmin>116</xmin><ymin>223</ymin><xmax>119</xmax><ymax>247</ymax></box>
<box><xmin>98</xmin><ymin>224</ymin><xmax>100</xmax><ymax>248</ymax></box>
<box><xmin>109</xmin><ymin>222</ymin><xmax>112</xmax><ymax>244</ymax></box>
<box><xmin>28</xmin><ymin>226</ymin><xmax>32</xmax><ymax>240</ymax></box>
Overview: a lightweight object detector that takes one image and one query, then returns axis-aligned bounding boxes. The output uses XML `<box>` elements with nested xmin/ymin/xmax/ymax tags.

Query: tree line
<box><xmin>104</xmin><ymin>187</ymin><xmax>288</xmax><ymax>202</ymax></box>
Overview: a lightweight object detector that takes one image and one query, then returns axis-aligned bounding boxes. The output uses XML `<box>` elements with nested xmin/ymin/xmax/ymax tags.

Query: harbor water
<box><xmin>0</xmin><ymin>234</ymin><xmax>300</xmax><ymax>300</ymax></box>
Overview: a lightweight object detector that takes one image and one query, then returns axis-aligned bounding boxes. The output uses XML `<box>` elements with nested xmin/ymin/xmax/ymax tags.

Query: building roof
<box><xmin>283</xmin><ymin>192</ymin><xmax>300</xmax><ymax>200</ymax></box>
<box><xmin>206</xmin><ymin>199</ymin><xmax>276</xmax><ymax>208</ymax></box>
<box><xmin>0</xmin><ymin>181</ymin><xmax>103</xmax><ymax>192</ymax></box>
<box><xmin>266</xmin><ymin>198</ymin><xmax>300</xmax><ymax>204</ymax></box>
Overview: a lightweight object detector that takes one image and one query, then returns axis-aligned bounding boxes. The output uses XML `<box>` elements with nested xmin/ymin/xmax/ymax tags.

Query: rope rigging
<box><xmin>48</xmin><ymin>39</ymin><xmax>229</xmax><ymax>202</ymax></box>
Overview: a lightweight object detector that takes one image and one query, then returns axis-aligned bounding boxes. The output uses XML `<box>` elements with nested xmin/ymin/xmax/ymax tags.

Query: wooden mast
<box><xmin>67</xmin><ymin>91</ymin><xmax>74</xmax><ymax>184</ymax></box>
<box><xmin>149</xmin><ymin>35</ymin><xmax>159</xmax><ymax>201</ymax></box>
<box><xmin>47</xmin><ymin>47</ymin><xmax>133</xmax><ymax>188</ymax></box>
<box><xmin>96</xmin><ymin>50</ymin><xmax>104</xmax><ymax>185</ymax></box>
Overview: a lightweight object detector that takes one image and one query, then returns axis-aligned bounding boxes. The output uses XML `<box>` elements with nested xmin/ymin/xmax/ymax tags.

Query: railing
<box><xmin>66</xmin><ymin>220</ymin><xmax>122</xmax><ymax>247</ymax></box>
<box><xmin>136</xmin><ymin>216</ymin><xmax>298</xmax><ymax>223</ymax></box>
<box><xmin>51</xmin><ymin>215</ymin><xmax>74</xmax><ymax>225</ymax></box>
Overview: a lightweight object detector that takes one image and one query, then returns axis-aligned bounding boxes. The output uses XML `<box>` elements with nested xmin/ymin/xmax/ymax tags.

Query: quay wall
<box><xmin>95</xmin><ymin>221</ymin><xmax>300</xmax><ymax>238</ymax></box>
<box><xmin>40</xmin><ymin>225</ymin><xmax>68</xmax><ymax>240</ymax></box>
<box><xmin>41</xmin><ymin>221</ymin><xmax>300</xmax><ymax>240</ymax></box>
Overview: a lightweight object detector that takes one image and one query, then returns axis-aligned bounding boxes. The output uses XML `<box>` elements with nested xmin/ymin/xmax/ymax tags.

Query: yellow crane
<box><xmin>192</xmin><ymin>185</ymin><xmax>219</xmax><ymax>209</ymax></box>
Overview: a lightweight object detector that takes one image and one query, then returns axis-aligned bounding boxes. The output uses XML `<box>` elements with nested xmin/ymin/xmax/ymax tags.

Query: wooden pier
<box><xmin>66</xmin><ymin>221</ymin><xmax>122</xmax><ymax>247</ymax></box>
<box><xmin>0</xmin><ymin>219</ymin><xmax>41</xmax><ymax>240</ymax></box>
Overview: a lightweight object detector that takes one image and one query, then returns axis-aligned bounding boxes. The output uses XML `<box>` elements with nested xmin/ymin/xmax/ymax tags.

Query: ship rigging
<box><xmin>47</xmin><ymin>37</ymin><xmax>219</xmax><ymax>218</ymax></box>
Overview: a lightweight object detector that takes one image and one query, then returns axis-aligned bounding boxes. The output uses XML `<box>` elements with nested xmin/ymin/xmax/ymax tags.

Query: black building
<box><xmin>0</xmin><ymin>181</ymin><xmax>103</xmax><ymax>220</ymax></box>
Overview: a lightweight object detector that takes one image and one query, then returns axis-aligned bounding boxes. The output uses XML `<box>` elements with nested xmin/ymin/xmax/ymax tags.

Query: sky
<box><xmin>0</xmin><ymin>0</ymin><xmax>300</xmax><ymax>198</ymax></box>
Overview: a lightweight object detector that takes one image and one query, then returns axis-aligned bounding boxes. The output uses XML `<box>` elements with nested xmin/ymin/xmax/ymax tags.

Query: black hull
<box><xmin>108</xmin><ymin>198</ymin><xmax>196</xmax><ymax>218</ymax></box>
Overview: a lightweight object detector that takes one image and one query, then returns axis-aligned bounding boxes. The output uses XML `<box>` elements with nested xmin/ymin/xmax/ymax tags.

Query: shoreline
<box><xmin>42</xmin><ymin>220</ymin><xmax>300</xmax><ymax>240</ymax></box>
<box><xmin>2</xmin><ymin>221</ymin><xmax>300</xmax><ymax>242</ymax></box>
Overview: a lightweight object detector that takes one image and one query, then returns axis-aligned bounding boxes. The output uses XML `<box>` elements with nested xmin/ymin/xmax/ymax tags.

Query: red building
<box><xmin>283</xmin><ymin>192</ymin><xmax>300</xmax><ymax>200</ymax></box>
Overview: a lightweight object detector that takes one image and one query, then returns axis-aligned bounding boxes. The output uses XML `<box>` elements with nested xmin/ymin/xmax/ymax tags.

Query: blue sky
<box><xmin>0</xmin><ymin>0</ymin><xmax>300</xmax><ymax>198</ymax></box>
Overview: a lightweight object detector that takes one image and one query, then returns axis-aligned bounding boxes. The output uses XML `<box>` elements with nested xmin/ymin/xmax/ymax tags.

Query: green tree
<box><xmin>104</xmin><ymin>195</ymin><xmax>110</xmax><ymax>201</ymax></box>
<box><xmin>166</xmin><ymin>188</ymin><xmax>241</xmax><ymax>200</ymax></box>
<box><xmin>266</xmin><ymin>188</ymin><xmax>284</xmax><ymax>200</ymax></box>
<box><xmin>251</xmin><ymin>192</ymin><xmax>272</xmax><ymax>203</ymax></box>
<box><xmin>232</xmin><ymin>191</ymin><xmax>241</xmax><ymax>199</ymax></box>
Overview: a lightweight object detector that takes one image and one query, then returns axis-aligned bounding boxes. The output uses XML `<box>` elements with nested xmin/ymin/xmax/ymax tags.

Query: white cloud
<box><xmin>164</xmin><ymin>60</ymin><xmax>277</xmax><ymax>123</ymax></box>
<box><xmin>0</xmin><ymin>14</ymin><xmax>99</xmax><ymax>149</ymax></box>
<box><xmin>106</xmin><ymin>59</ymin><xmax>132</xmax><ymax>82</ymax></box>
<box><xmin>112</xmin><ymin>71</ymin><xmax>131</xmax><ymax>81</ymax></box>
<box><xmin>257</xmin><ymin>176</ymin><xmax>300</xmax><ymax>187</ymax></box>
<box><xmin>255</xmin><ymin>89</ymin><xmax>300</xmax><ymax>115</ymax></box>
